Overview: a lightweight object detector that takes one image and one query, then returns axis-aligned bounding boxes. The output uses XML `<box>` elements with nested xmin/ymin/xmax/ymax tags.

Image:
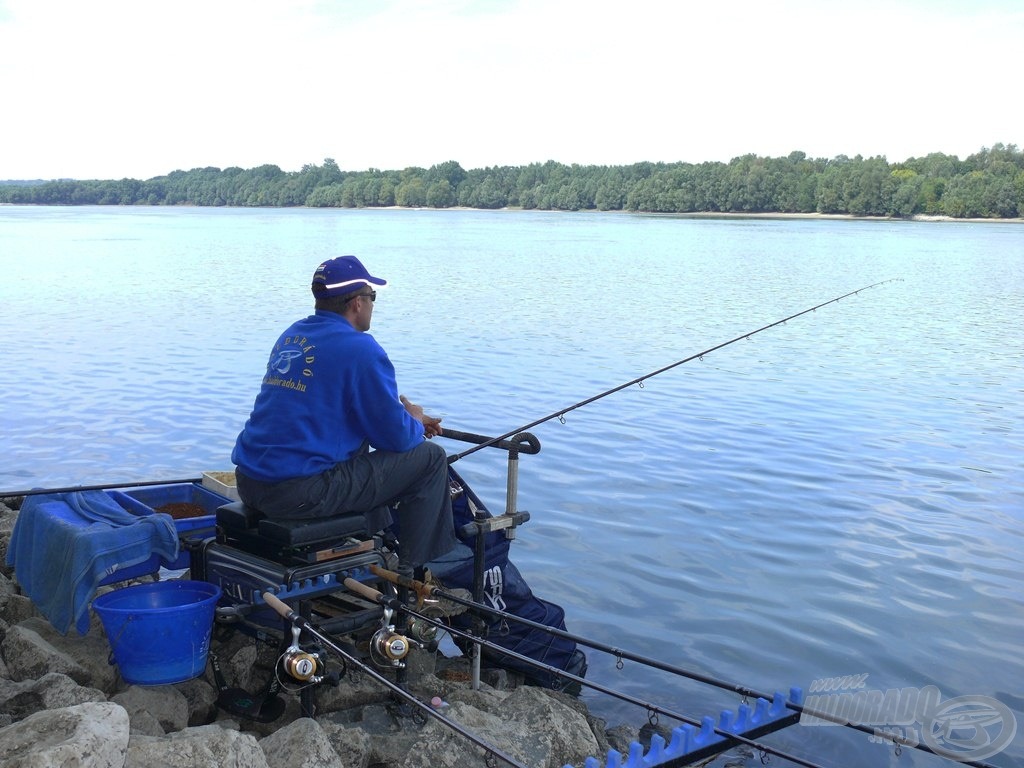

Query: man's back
<box><xmin>232</xmin><ymin>310</ymin><xmax>421</xmax><ymax>483</ymax></box>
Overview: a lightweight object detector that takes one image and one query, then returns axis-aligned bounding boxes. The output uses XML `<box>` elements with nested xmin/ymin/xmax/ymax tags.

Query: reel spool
<box><xmin>277</xmin><ymin>622</ymin><xmax>326</xmax><ymax>683</ymax></box>
<box><xmin>281</xmin><ymin>650</ymin><xmax>322</xmax><ymax>682</ymax></box>
<box><xmin>370</xmin><ymin>628</ymin><xmax>410</xmax><ymax>668</ymax></box>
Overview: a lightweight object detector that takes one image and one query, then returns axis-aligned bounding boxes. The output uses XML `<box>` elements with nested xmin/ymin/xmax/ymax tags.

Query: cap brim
<box><xmin>318</xmin><ymin>275</ymin><xmax>388</xmax><ymax>292</ymax></box>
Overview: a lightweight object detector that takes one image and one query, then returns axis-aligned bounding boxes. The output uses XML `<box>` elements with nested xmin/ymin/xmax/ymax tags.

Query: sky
<box><xmin>1</xmin><ymin>0</ymin><xmax>1021</xmax><ymax>180</ymax></box>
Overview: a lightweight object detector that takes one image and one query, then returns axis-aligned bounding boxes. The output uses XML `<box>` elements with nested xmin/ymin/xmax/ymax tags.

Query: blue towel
<box><xmin>6</xmin><ymin>490</ymin><xmax>179</xmax><ymax>635</ymax></box>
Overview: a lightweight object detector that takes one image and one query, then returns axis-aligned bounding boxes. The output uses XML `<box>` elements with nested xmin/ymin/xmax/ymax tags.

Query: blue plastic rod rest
<box><xmin>568</xmin><ymin>687</ymin><xmax>804</xmax><ymax>768</ymax></box>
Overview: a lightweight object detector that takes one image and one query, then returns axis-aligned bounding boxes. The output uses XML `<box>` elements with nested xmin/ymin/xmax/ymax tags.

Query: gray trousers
<box><xmin>235</xmin><ymin>440</ymin><xmax>459</xmax><ymax>569</ymax></box>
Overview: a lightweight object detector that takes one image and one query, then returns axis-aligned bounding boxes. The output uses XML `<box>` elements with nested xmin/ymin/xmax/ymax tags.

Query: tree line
<box><xmin>2</xmin><ymin>144</ymin><xmax>1022</xmax><ymax>218</ymax></box>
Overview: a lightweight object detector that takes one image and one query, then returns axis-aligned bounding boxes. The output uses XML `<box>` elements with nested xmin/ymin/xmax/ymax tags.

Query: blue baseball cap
<box><xmin>311</xmin><ymin>255</ymin><xmax>388</xmax><ymax>297</ymax></box>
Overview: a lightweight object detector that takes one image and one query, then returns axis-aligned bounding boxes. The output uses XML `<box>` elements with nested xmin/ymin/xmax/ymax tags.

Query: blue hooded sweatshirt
<box><xmin>232</xmin><ymin>310</ymin><xmax>423</xmax><ymax>483</ymax></box>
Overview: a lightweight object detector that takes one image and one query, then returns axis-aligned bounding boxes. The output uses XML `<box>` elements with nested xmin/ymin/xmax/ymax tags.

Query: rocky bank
<box><xmin>0</xmin><ymin>497</ymin><xmax>639</xmax><ymax>768</ymax></box>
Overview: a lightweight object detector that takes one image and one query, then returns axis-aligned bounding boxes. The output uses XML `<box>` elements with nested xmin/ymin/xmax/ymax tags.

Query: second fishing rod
<box><xmin>342</xmin><ymin>578</ymin><xmax>832</xmax><ymax>768</ymax></box>
<box><xmin>369</xmin><ymin>567</ymin><xmax>1004</xmax><ymax>768</ymax></box>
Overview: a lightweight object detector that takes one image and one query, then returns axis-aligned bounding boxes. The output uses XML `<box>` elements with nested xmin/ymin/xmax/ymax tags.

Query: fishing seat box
<box><xmin>199</xmin><ymin>501</ymin><xmax>385</xmax><ymax>629</ymax></box>
<box><xmin>213</xmin><ymin>501</ymin><xmax>374</xmax><ymax>560</ymax></box>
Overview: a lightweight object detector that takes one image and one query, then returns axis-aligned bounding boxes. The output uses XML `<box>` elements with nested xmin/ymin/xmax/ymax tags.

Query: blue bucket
<box><xmin>93</xmin><ymin>580</ymin><xmax>221</xmax><ymax>685</ymax></box>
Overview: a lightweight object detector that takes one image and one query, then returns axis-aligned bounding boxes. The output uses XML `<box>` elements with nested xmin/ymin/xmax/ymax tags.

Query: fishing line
<box><xmin>261</xmin><ymin>591</ymin><xmax>530</xmax><ymax>768</ymax></box>
<box><xmin>346</xmin><ymin>578</ymin><xmax>830</xmax><ymax>768</ymax></box>
<box><xmin>373</xmin><ymin>567</ymin><xmax>1004</xmax><ymax>768</ymax></box>
<box><xmin>448</xmin><ymin>279</ymin><xmax>900</xmax><ymax>463</ymax></box>
<box><xmin>1</xmin><ymin>477</ymin><xmax>204</xmax><ymax>498</ymax></box>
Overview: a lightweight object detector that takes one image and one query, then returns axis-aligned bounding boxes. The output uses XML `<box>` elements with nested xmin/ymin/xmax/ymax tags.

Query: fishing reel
<box><xmin>278</xmin><ymin>624</ymin><xmax>327</xmax><ymax>684</ymax></box>
<box><xmin>368</xmin><ymin>605</ymin><xmax>414</xmax><ymax>669</ymax></box>
<box><xmin>406</xmin><ymin>617</ymin><xmax>438</xmax><ymax>646</ymax></box>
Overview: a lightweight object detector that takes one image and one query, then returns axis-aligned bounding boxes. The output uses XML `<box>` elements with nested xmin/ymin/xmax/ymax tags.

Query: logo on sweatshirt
<box><xmin>263</xmin><ymin>335</ymin><xmax>316</xmax><ymax>392</ymax></box>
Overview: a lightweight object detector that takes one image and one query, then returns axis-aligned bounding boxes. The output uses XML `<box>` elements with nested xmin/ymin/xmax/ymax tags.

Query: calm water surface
<box><xmin>1</xmin><ymin>206</ymin><xmax>1021</xmax><ymax>767</ymax></box>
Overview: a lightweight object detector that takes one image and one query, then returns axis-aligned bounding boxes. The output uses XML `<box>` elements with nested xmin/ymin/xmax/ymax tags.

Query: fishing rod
<box><xmin>345</xmin><ymin>577</ymin><xmax>832</xmax><ymax>768</ymax></box>
<box><xmin>0</xmin><ymin>477</ymin><xmax>204</xmax><ymax>498</ymax></box>
<box><xmin>370</xmin><ymin>567</ymin><xmax>1004</xmax><ymax>768</ymax></box>
<box><xmin>448</xmin><ymin>279</ymin><xmax>900</xmax><ymax>462</ymax></box>
<box><xmin>260</xmin><ymin>591</ymin><xmax>530</xmax><ymax>768</ymax></box>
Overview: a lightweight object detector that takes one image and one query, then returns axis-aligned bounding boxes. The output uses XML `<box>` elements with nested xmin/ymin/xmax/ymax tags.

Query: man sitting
<box><xmin>231</xmin><ymin>255</ymin><xmax>458</xmax><ymax>571</ymax></box>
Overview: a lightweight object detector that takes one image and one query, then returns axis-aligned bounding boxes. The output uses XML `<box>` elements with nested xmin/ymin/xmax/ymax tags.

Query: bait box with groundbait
<box><xmin>105</xmin><ymin>483</ymin><xmax>231</xmax><ymax>574</ymax></box>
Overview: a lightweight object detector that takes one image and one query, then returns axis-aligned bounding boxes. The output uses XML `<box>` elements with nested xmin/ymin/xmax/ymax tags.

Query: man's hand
<box><xmin>400</xmin><ymin>395</ymin><xmax>444</xmax><ymax>438</ymax></box>
<box><xmin>421</xmin><ymin>414</ymin><xmax>443</xmax><ymax>438</ymax></box>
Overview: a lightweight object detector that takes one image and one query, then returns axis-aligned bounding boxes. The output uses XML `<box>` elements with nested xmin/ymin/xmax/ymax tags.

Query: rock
<box><xmin>174</xmin><ymin>676</ymin><xmax>219</xmax><ymax>727</ymax></box>
<box><xmin>0</xmin><ymin>505</ymin><xmax>18</xmax><ymax>580</ymax></box>
<box><xmin>1</xmin><ymin>617</ymin><xmax>118</xmax><ymax>693</ymax></box>
<box><xmin>260</xmin><ymin>717</ymin><xmax>343</xmax><ymax>768</ymax></box>
<box><xmin>208</xmin><ymin>629</ymin><xmax>281</xmax><ymax>694</ymax></box>
<box><xmin>0</xmin><ymin>672</ymin><xmax>106</xmax><ymax>720</ymax></box>
<box><xmin>604</xmin><ymin>721</ymin><xmax>639</xmax><ymax>753</ymax></box>
<box><xmin>0</xmin><ymin>701</ymin><xmax>129</xmax><ymax>768</ymax></box>
<box><xmin>2</xmin><ymin>624</ymin><xmax>91</xmax><ymax>687</ymax></box>
<box><xmin>221</xmin><ymin>641</ymin><xmax>261</xmax><ymax>692</ymax></box>
<box><xmin>480</xmin><ymin>666</ymin><xmax>520</xmax><ymax>691</ymax></box>
<box><xmin>0</xmin><ymin>596</ymin><xmax>40</xmax><ymax>629</ymax></box>
<box><xmin>378</xmin><ymin>701</ymin><xmax>535</xmax><ymax>768</ymax></box>
<box><xmin>125</xmin><ymin>723</ymin><xmax>268</xmax><ymax>768</ymax></box>
<box><xmin>311</xmin><ymin>666</ymin><xmax>390</xmax><ymax>713</ymax></box>
<box><xmin>586</xmin><ymin>715</ymin><xmax>618</xmax><ymax>758</ymax></box>
<box><xmin>321</xmin><ymin>703</ymin><xmax>446</xmax><ymax>768</ymax></box>
<box><xmin>319</xmin><ymin>682</ymin><xmax>600</xmax><ymax>768</ymax></box>
<box><xmin>217</xmin><ymin>695</ymin><xmax>305</xmax><ymax>739</ymax></box>
<box><xmin>122</xmin><ymin>708</ymin><xmax>166</xmax><ymax>738</ymax></box>
<box><xmin>112</xmin><ymin>685</ymin><xmax>190</xmax><ymax>735</ymax></box>
<box><xmin>444</xmin><ymin>683</ymin><xmax>510</xmax><ymax>713</ymax></box>
<box><xmin>0</xmin><ymin>574</ymin><xmax>17</xmax><ymax>606</ymax></box>
<box><xmin>500</xmin><ymin>685</ymin><xmax>600</xmax><ymax>766</ymax></box>
<box><xmin>319</xmin><ymin>718</ymin><xmax>372</xmax><ymax>768</ymax></box>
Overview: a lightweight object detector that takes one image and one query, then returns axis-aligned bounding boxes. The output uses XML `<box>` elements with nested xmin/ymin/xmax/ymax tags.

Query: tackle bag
<box><xmin>425</xmin><ymin>468</ymin><xmax>587</xmax><ymax>691</ymax></box>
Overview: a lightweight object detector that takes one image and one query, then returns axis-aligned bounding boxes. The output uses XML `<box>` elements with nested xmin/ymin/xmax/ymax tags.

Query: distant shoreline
<box><xmin>627</xmin><ymin>210</ymin><xmax>1024</xmax><ymax>224</ymax></box>
<box><xmin>2</xmin><ymin>202</ymin><xmax>1022</xmax><ymax>223</ymax></box>
<box><xmin>399</xmin><ymin>206</ymin><xmax>1024</xmax><ymax>224</ymax></box>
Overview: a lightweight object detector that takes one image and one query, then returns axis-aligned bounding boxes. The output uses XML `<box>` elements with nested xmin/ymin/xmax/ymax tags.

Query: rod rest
<box><xmin>216</xmin><ymin>502</ymin><xmax>370</xmax><ymax>547</ymax></box>
<box><xmin>458</xmin><ymin>510</ymin><xmax>530</xmax><ymax>539</ymax></box>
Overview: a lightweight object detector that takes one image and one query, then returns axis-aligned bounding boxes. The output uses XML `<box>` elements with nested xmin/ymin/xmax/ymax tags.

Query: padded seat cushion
<box><xmin>216</xmin><ymin>501</ymin><xmax>369</xmax><ymax>547</ymax></box>
<box><xmin>258</xmin><ymin>514</ymin><xmax>369</xmax><ymax>546</ymax></box>
<box><xmin>217</xmin><ymin>501</ymin><xmax>262</xmax><ymax>531</ymax></box>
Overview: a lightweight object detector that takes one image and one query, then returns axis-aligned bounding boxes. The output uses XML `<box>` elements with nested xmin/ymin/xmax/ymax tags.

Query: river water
<box><xmin>1</xmin><ymin>206</ymin><xmax>1021</xmax><ymax>767</ymax></box>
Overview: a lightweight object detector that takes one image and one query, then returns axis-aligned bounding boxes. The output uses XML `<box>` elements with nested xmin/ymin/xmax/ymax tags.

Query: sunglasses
<box><xmin>347</xmin><ymin>290</ymin><xmax>376</xmax><ymax>303</ymax></box>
